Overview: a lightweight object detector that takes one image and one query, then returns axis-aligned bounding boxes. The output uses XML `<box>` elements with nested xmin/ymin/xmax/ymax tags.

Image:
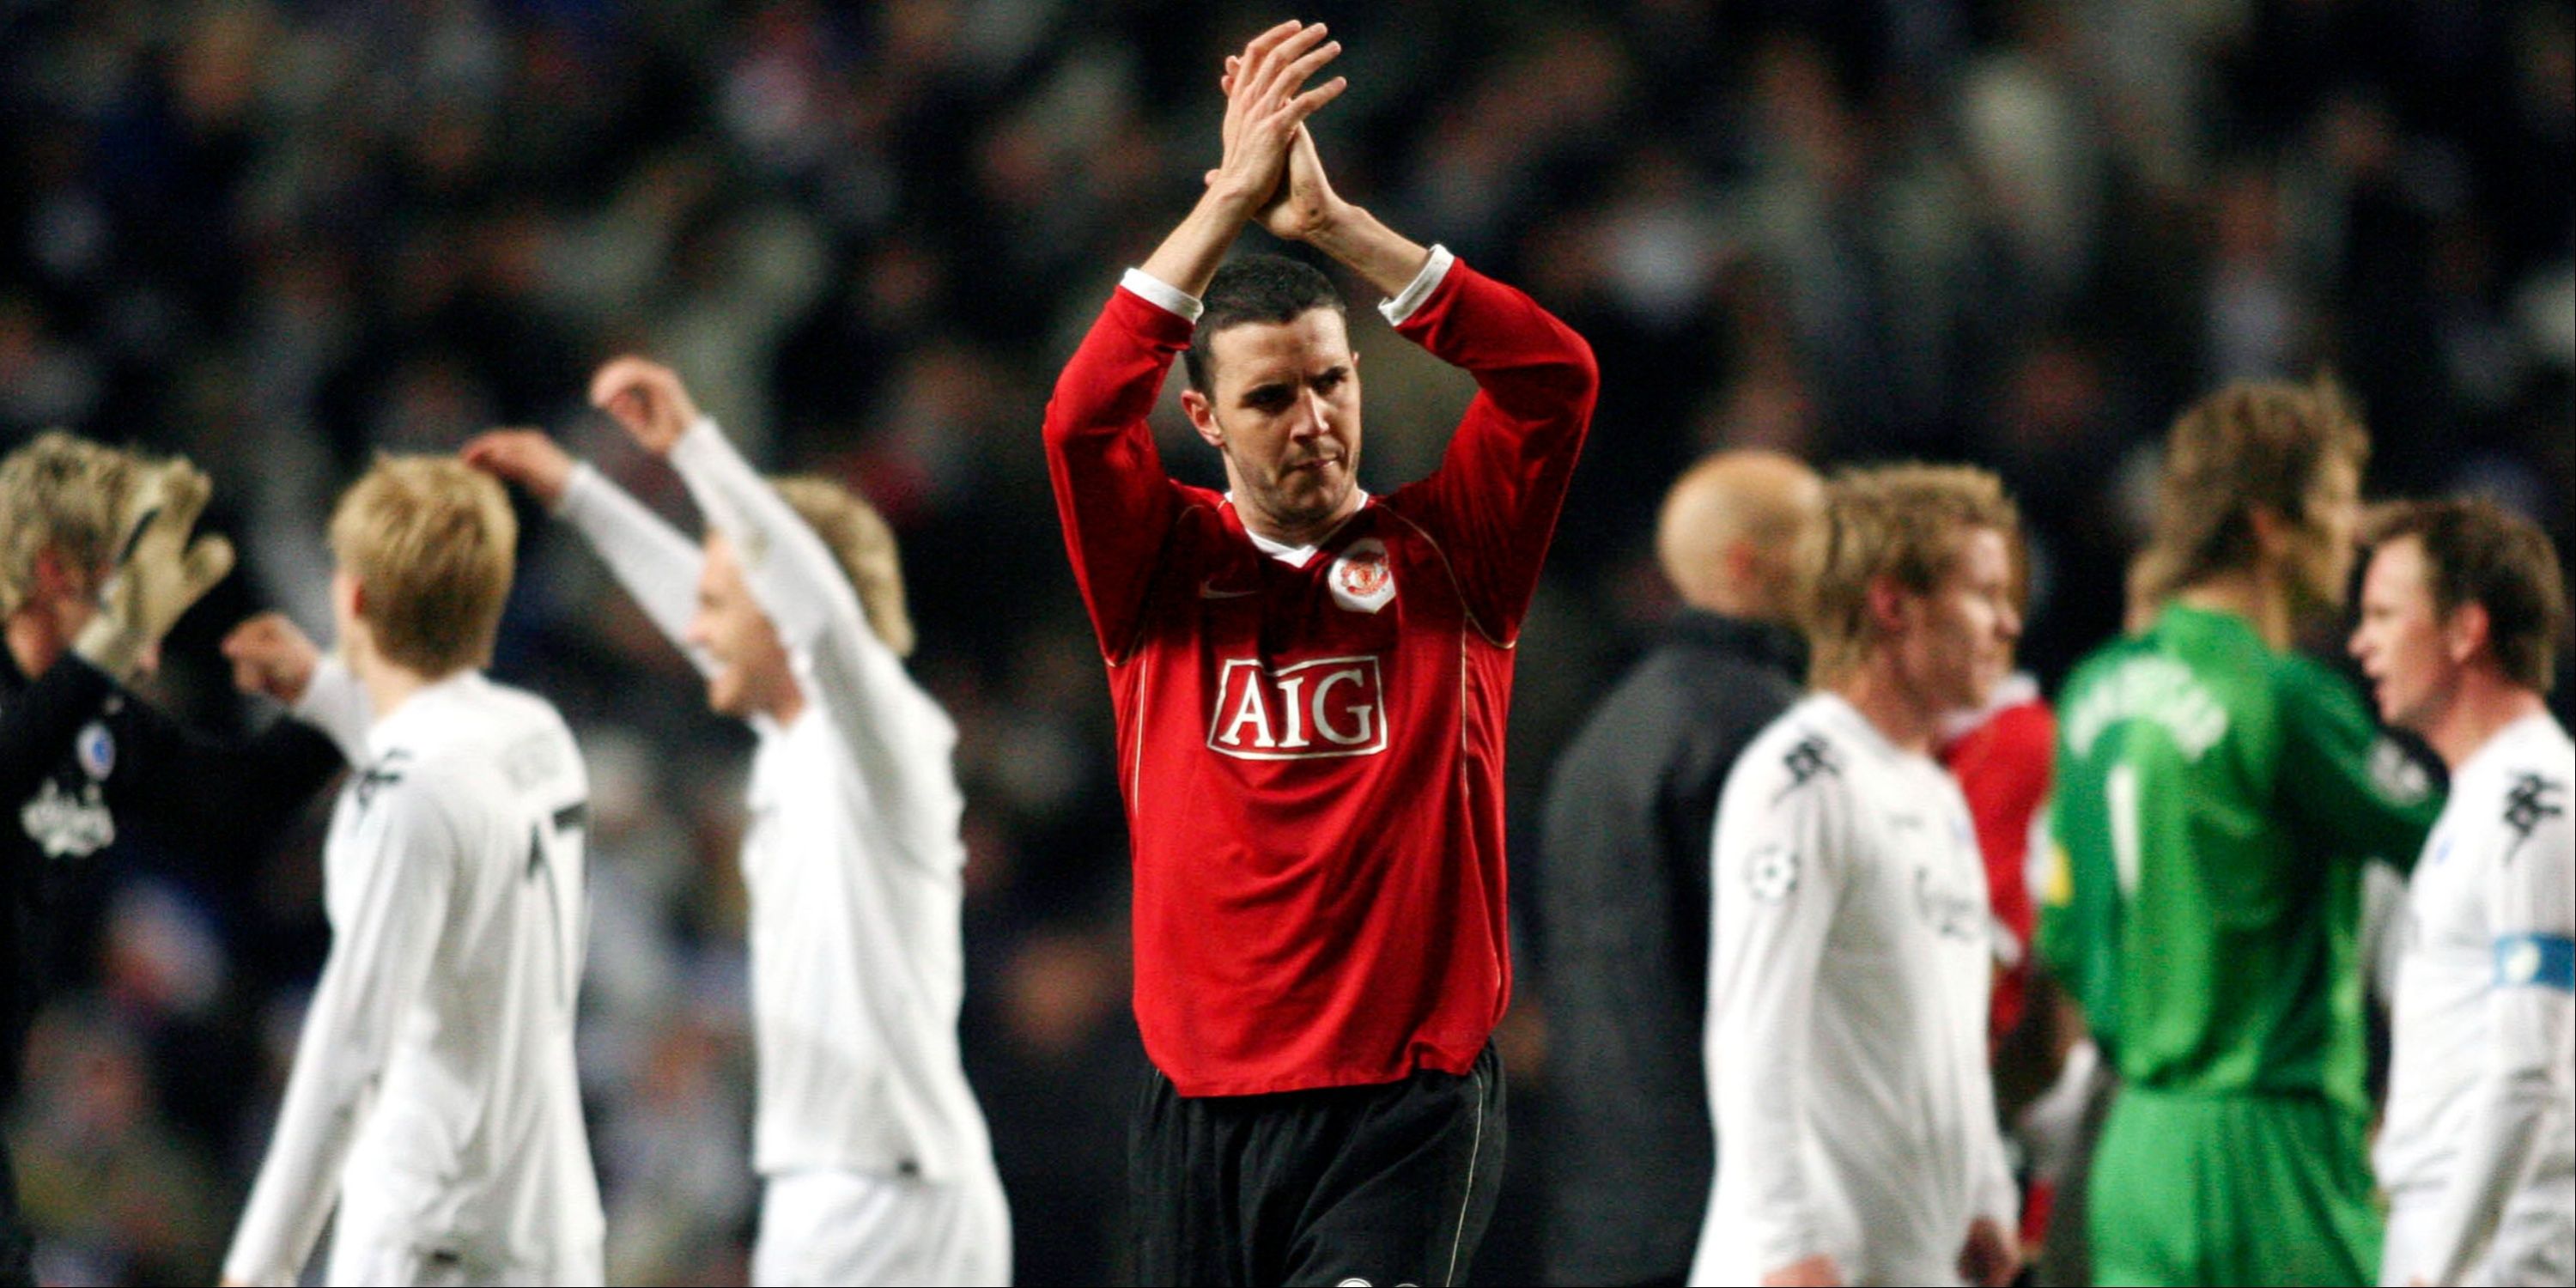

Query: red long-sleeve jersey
<box><xmin>1938</xmin><ymin>674</ymin><xmax>2056</xmax><ymax>1044</ymax></box>
<box><xmin>1042</xmin><ymin>257</ymin><xmax>1596</xmax><ymax>1096</ymax></box>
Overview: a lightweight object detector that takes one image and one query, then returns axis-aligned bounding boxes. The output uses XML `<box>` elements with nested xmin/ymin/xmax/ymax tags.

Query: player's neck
<box><xmin>2422</xmin><ymin>670</ymin><xmax>2546</xmax><ymax>771</ymax></box>
<box><xmin>1832</xmin><ymin>660</ymin><xmax>1939</xmax><ymax>756</ymax></box>
<box><xmin>2176</xmin><ymin>568</ymin><xmax>2293</xmax><ymax>648</ymax></box>
<box><xmin>1232</xmin><ymin>485</ymin><xmax>1363</xmax><ymax>551</ymax></box>
<box><xmin>354</xmin><ymin>650</ymin><xmax>447</xmax><ymax>726</ymax></box>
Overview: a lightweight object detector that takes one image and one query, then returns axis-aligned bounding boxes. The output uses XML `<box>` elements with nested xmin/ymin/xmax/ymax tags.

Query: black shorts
<box><xmin>1130</xmin><ymin>1043</ymin><xmax>1505</xmax><ymax>1287</ymax></box>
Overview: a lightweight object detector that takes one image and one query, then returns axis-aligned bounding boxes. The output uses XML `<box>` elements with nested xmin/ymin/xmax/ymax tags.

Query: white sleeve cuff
<box><xmin>1120</xmin><ymin>269</ymin><xmax>1203</xmax><ymax>322</ymax></box>
<box><xmin>1378</xmin><ymin>245</ymin><xmax>1456</xmax><ymax>326</ymax></box>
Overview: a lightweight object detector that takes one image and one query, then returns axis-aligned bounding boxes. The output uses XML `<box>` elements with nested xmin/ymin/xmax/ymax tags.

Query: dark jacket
<box><xmin>1532</xmin><ymin>610</ymin><xmax>1807</xmax><ymax>1286</ymax></box>
<box><xmin>0</xmin><ymin>646</ymin><xmax>343</xmax><ymax>1279</ymax></box>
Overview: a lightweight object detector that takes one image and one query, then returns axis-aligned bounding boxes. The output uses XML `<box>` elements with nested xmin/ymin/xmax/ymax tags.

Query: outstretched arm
<box><xmin>588</xmin><ymin>359</ymin><xmax>964</xmax><ymax>863</ymax></box>
<box><xmin>464</xmin><ymin>428</ymin><xmax>714</xmax><ymax>679</ymax></box>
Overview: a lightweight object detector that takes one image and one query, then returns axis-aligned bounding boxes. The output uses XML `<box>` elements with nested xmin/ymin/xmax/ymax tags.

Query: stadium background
<box><xmin>1</xmin><ymin>0</ymin><xmax>2568</xmax><ymax>1282</ymax></box>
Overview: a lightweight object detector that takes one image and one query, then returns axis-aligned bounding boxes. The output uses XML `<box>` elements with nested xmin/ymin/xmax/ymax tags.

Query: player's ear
<box><xmin>331</xmin><ymin>568</ymin><xmax>365</xmax><ymax>624</ymax></box>
<box><xmin>1181</xmin><ymin>389</ymin><xmax>1225</xmax><ymax>449</ymax></box>
<box><xmin>1865</xmin><ymin>573</ymin><xmax>1909</xmax><ymax>636</ymax></box>
<box><xmin>2247</xmin><ymin>505</ymin><xmax>2293</xmax><ymax>566</ymax></box>
<box><xmin>2443</xmin><ymin>599</ymin><xmax>2491</xmax><ymax>668</ymax></box>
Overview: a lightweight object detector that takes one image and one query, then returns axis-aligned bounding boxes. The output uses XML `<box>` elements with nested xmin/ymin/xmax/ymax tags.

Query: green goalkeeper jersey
<box><xmin>2040</xmin><ymin>603</ymin><xmax>2440</xmax><ymax>1116</ymax></box>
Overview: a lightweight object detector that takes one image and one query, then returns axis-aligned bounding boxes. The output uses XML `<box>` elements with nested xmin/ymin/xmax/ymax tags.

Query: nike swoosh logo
<box><xmin>1199</xmin><ymin>580</ymin><xmax>1259</xmax><ymax>599</ymax></box>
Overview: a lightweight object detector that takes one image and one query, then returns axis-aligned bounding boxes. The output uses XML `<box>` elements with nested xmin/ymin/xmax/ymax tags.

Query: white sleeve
<box><xmin>289</xmin><ymin>657</ymin><xmax>371</xmax><ymax>766</ymax></box>
<box><xmin>1119</xmin><ymin>268</ymin><xmax>1203</xmax><ymax>320</ymax></box>
<box><xmin>1706</xmin><ymin>739</ymin><xmax>1849</xmax><ymax>1273</ymax></box>
<box><xmin>1377</xmin><ymin>244</ymin><xmax>1457</xmax><ymax>325</ymax></box>
<box><xmin>223</xmin><ymin>778</ymin><xmax>459</xmax><ymax>1286</ymax></box>
<box><xmin>2423</xmin><ymin>774</ymin><xmax>2574</xmax><ymax>1286</ymax></box>
<box><xmin>667</xmin><ymin>420</ymin><xmax>960</xmax><ymax>864</ymax></box>
<box><xmin>555</xmin><ymin>459</ymin><xmax>716</xmax><ymax>679</ymax></box>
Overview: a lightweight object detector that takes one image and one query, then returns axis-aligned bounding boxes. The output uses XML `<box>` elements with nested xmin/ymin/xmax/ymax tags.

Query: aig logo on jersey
<box><xmin>1327</xmin><ymin>538</ymin><xmax>1396</xmax><ymax>614</ymax></box>
<box><xmin>1207</xmin><ymin>655</ymin><xmax>1389</xmax><ymax>760</ymax></box>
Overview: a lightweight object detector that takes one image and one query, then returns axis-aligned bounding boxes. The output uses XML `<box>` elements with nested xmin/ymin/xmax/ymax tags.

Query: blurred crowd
<box><xmin>1</xmin><ymin>0</ymin><xmax>2568</xmax><ymax>1282</ymax></box>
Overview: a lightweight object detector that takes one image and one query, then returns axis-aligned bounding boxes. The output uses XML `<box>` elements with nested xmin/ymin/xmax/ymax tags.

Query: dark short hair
<box><xmin>1182</xmin><ymin>253</ymin><xmax>1344</xmax><ymax>393</ymax></box>
<box><xmin>2363</xmin><ymin>496</ymin><xmax>2567</xmax><ymax>693</ymax></box>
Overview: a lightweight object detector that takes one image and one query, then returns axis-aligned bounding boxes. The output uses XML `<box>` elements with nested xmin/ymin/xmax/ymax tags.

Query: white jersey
<box><xmin>559</xmin><ymin>422</ymin><xmax>1000</xmax><ymax>1188</ymax></box>
<box><xmin>225</xmin><ymin>671</ymin><xmax>602</xmax><ymax>1287</ymax></box>
<box><xmin>1692</xmin><ymin>692</ymin><xmax>2017</xmax><ymax>1287</ymax></box>
<box><xmin>2377</xmin><ymin>711</ymin><xmax>2574</xmax><ymax>1287</ymax></box>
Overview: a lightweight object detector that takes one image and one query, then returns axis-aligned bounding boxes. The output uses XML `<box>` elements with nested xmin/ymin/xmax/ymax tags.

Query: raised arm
<box><xmin>1251</xmin><ymin>113</ymin><xmax>1597</xmax><ymax>641</ymax></box>
<box><xmin>223</xmin><ymin>775</ymin><xmax>456</xmax><ymax>1287</ymax></box>
<box><xmin>1146</xmin><ymin>21</ymin><xmax>1348</xmax><ymax>296</ymax></box>
<box><xmin>1044</xmin><ymin>21</ymin><xmax>1347</xmax><ymax>660</ymax></box>
<box><xmin>588</xmin><ymin>358</ymin><xmax>963</xmax><ymax>859</ymax></box>
<box><xmin>464</xmin><ymin>429</ymin><xmax>712</xmax><ymax>677</ymax></box>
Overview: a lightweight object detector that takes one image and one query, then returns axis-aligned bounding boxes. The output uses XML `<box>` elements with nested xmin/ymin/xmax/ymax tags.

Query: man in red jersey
<box><xmin>1040</xmin><ymin>19</ymin><xmax>1596</xmax><ymax>1286</ymax></box>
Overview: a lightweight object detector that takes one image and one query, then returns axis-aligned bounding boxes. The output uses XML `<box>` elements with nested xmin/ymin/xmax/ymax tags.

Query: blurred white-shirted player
<box><xmin>1693</xmin><ymin>465</ymin><xmax>2023</xmax><ymax>1288</ymax></box>
<box><xmin>2350</xmin><ymin>498</ymin><xmax>2573</xmax><ymax>1287</ymax></box>
<box><xmin>221</xmin><ymin>458</ymin><xmax>602</xmax><ymax>1287</ymax></box>
<box><xmin>465</xmin><ymin>356</ymin><xmax>1008</xmax><ymax>1287</ymax></box>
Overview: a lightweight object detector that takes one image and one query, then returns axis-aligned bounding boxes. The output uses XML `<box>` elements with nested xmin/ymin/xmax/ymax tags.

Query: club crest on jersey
<box><xmin>76</xmin><ymin>720</ymin><xmax>114</xmax><ymax>781</ymax></box>
<box><xmin>1327</xmin><ymin>538</ymin><xmax>1396</xmax><ymax>614</ymax></box>
<box><xmin>1207</xmin><ymin>654</ymin><xmax>1389</xmax><ymax>760</ymax></box>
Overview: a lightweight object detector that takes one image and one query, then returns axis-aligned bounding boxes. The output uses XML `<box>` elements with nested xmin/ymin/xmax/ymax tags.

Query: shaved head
<box><xmin>1656</xmin><ymin>450</ymin><xmax>1825</xmax><ymax>620</ymax></box>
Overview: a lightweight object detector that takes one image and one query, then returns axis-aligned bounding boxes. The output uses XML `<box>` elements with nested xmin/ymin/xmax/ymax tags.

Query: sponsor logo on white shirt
<box><xmin>1206</xmin><ymin>655</ymin><xmax>1389</xmax><ymax>760</ymax></box>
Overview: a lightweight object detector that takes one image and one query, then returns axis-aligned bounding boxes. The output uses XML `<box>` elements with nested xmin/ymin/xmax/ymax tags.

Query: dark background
<box><xmin>3</xmin><ymin>1</ymin><xmax>2568</xmax><ymax>1282</ymax></box>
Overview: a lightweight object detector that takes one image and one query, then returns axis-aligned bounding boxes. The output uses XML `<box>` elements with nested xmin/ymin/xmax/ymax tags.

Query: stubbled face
<box><xmin>685</xmin><ymin>534</ymin><xmax>795</xmax><ymax>720</ymax></box>
<box><xmin>1185</xmin><ymin>309</ymin><xmax>1364</xmax><ymax>541</ymax></box>
<box><xmin>2288</xmin><ymin>454</ymin><xmax>2363</xmax><ymax>617</ymax></box>
<box><xmin>1894</xmin><ymin>526</ymin><xmax>2023</xmax><ymax>716</ymax></box>
<box><xmin>2349</xmin><ymin>536</ymin><xmax>2459</xmax><ymax>732</ymax></box>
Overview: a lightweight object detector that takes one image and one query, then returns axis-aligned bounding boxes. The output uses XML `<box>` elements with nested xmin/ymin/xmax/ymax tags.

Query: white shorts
<box><xmin>752</xmin><ymin>1166</ymin><xmax>1012</xmax><ymax>1287</ymax></box>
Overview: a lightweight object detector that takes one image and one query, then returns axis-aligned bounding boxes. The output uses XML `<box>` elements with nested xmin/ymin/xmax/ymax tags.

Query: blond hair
<box><xmin>1</xmin><ymin>432</ymin><xmax>142</xmax><ymax>619</ymax></box>
<box><xmin>771</xmin><ymin>476</ymin><xmax>914</xmax><ymax>658</ymax></box>
<box><xmin>329</xmin><ymin>456</ymin><xmax>517</xmax><ymax>677</ymax></box>
<box><xmin>2139</xmin><ymin>374</ymin><xmax>2369</xmax><ymax>605</ymax></box>
<box><xmin>1803</xmin><ymin>463</ymin><xmax>2020</xmax><ymax>682</ymax></box>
